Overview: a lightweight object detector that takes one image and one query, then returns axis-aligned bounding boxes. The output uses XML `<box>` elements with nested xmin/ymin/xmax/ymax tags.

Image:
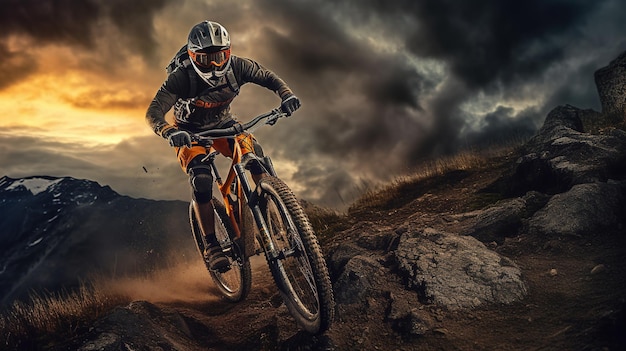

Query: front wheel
<box><xmin>257</xmin><ymin>177</ymin><xmax>335</xmax><ymax>334</ymax></box>
<box><xmin>190</xmin><ymin>198</ymin><xmax>251</xmax><ymax>302</ymax></box>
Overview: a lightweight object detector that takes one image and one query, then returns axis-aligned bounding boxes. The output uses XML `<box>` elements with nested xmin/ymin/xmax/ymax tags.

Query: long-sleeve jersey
<box><xmin>146</xmin><ymin>55</ymin><xmax>293</xmax><ymax>135</ymax></box>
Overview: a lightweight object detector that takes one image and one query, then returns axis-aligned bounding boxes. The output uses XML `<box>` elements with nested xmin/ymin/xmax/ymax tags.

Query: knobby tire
<box><xmin>258</xmin><ymin>177</ymin><xmax>335</xmax><ymax>334</ymax></box>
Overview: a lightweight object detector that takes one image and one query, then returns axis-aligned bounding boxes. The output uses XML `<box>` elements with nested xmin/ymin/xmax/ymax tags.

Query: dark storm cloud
<box><xmin>0</xmin><ymin>0</ymin><xmax>171</xmax><ymax>51</ymax></box>
<box><xmin>0</xmin><ymin>0</ymin><xmax>101</xmax><ymax>47</ymax></box>
<box><xmin>0</xmin><ymin>0</ymin><xmax>172</xmax><ymax>84</ymax></box>
<box><xmin>238</xmin><ymin>0</ymin><xmax>626</xmax><ymax>206</ymax></box>
<box><xmin>410</xmin><ymin>1</ymin><xmax>592</xmax><ymax>87</ymax></box>
<box><xmin>258</xmin><ymin>0</ymin><xmax>623</xmax><ymax>146</ymax></box>
<box><xmin>252</xmin><ymin>0</ymin><xmax>431</xmax><ymax>156</ymax></box>
<box><xmin>462</xmin><ymin>106</ymin><xmax>540</xmax><ymax>148</ymax></box>
<box><xmin>254</xmin><ymin>1</ymin><xmax>428</xmax><ymax>110</ymax></box>
<box><xmin>337</xmin><ymin>0</ymin><xmax>601</xmax><ymax>89</ymax></box>
<box><xmin>0</xmin><ymin>44</ymin><xmax>34</xmax><ymax>89</ymax></box>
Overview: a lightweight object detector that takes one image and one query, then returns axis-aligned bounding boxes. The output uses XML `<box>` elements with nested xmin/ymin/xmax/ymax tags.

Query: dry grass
<box><xmin>581</xmin><ymin>111</ymin><xmax>626</xmax><ymax>135</ymax></box>
<box><xmin>304</xmin><ymin>203</ymin><xmax>351</xmax><ymax>245</ymax></box>
<box><xmin>0</xmin><ymin>253</ymin><xmax>210</xmax><ymax>349</ymax></box>
<box><xmin>0</xmin><ymin>281</ymin><xmax>130</xmax><ymax>349</ymax></box>
<box><xmin>349</xmin><ymin>148</ymin><xmax>502</xmax><ymax>215</ymax></box>
<box><xmin>304</xmin><ymin>144</ymin><xmax>522</xmax><ymax>241</ymax></box>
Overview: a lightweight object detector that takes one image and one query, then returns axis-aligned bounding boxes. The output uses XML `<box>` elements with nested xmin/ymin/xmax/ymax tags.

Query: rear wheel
<box><xmin>190</xmin><ymin>198</ymin><xmax>251</xmax><ymax>302</ymax></box>
<box><xmin>257</xmin><ymin>177</ymin><xmax>335</xmax><ymax>334</ymax></box>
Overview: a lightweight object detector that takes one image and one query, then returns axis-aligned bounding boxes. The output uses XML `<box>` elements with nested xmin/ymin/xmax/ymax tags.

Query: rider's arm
<box><xmin>145</xmin><ymin>69</ymin><xmax>190</xmax><ymax>137</ymax></box>
<box><xmin>232</xmin><ymin>56</ymin><xmax>294</xmax><ymax>100</ymax></box>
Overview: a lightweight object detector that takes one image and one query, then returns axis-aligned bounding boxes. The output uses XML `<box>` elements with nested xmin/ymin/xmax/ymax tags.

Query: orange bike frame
<box><xmin>209</xmin><ymin>140</ymin><xmax>246</xmax><ymax>240</ymax></box>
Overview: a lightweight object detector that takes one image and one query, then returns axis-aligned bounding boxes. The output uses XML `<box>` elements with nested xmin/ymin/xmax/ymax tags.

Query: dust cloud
<box><xmin>99</xmin><ymin>252</ymin><xmax>269</xmax><ymax>305</ymax></box>
<box><xmin>102</xmin><ymin>257</ymin><xmax>221</xmax><ymax>305</ymax></box>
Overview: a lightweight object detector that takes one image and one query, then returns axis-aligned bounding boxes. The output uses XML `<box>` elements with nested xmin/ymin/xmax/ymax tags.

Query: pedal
<box><xmin>211</xmin><ymin>264</ymin><xmax>232</xmax><ymax>274</ymax></box>
<box><xmin>279</xmin><ymin>248</ymin><xmax>299</xmax><ymax>259</ymax></box>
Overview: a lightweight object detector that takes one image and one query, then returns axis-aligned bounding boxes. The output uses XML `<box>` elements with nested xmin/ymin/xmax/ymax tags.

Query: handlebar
<box><xmin>193</xmin><ymin>107</ymin><xmax>287</xmax><ymax>140</ymax></box>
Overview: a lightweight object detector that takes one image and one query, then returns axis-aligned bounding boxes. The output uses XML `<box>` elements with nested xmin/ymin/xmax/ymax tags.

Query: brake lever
<box><xmin>190</xmin><ymin>134</ymin><xmax>213</xmax><ymax>147</ymax></box>
<box><xmin>266</xmin><ymin>109</ymin><xmax>288</xmax><ymax>126</ymax></box>
<box><xmin>267</xmin><ymin>116</ymin><xmax>279</xmax><ymax>126</ymax></box>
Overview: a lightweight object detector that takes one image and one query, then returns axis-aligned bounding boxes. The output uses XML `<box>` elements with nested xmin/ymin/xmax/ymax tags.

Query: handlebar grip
<box><xmin>195</xmin><ymin>107</ymin><xmax>286</xmax><ymax>139</ymax></box>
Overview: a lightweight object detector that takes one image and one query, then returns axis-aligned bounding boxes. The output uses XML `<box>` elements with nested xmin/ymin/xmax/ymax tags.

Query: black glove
<box><xmin>162</xmin><ymin>127</ymin><xmax>192</xmax><ymax>148</ymax></box>
<box><xmin>280</xmin><ymin>94</ymin><xmax>301</xmax><ymax>116</ymax></box>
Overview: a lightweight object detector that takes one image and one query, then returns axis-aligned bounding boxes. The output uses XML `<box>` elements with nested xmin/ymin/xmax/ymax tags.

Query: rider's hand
<box><xmin>162</xmin><ymin>126</ymin><xmax>192</xmax><ymax>148</ymax></box>
<box><xmin>280</xmin><ymin>94</ymin><xmax>301</xmax><ymax>116</ymax></box>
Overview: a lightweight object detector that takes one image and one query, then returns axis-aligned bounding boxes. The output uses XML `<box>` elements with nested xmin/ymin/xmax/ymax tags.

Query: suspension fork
<box><xmin>233</xmin><ymin>163</ymin><xmax>279</xmax><ymax>258</ymax></box>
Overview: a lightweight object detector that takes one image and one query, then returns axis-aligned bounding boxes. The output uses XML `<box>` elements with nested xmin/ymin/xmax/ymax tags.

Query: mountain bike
<box><xmin>187</xmin><ymin>108</ymin><xmax>335</xmax><ymax>334</ymax></box>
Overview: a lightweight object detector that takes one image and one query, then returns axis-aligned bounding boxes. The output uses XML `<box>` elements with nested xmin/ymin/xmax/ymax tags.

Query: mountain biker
<box><xmin>146</xmin><ymin>20</ymin><xmax>301</xmax><ymax>271</ymax></box>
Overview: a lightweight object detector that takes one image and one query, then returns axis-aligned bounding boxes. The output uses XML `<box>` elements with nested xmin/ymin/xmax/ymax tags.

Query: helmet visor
<box><xmin>189</xmin><ymin>47</ymin><xmax>231</xmax><ymax>71</ymax></box>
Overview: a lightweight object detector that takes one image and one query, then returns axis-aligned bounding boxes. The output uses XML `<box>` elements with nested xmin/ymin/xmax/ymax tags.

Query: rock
<box><xmin>595</xmin><ymin>50</ymin><xmax>626</xmax><ymax>121</ymax></box>
<box><xmin>356</xmin><ymin>227</ymin><xmax>397</xmax><ymax>251</ymax></box>
<box><xmin>528</xmin><ymin>182</ymin><xmax>626</xmax><ymax>237</ymax></box>
<box><xmin>77</xmin><ymin>301</ymin><xmax>205</xmax><ymax>351</ymax></box>
<box><xmin>461</xmin><ymin>191</ymin><xmax>550</xmax><ymax>243</ymax></box>
<box><xmin>335</xmin><ymin>221</ymin><xmax>398</xmax><ymax>252</ymax></box>
<box><xmin>591</xmin><ymin>264</ymin><xmax>607</xmax><ymax>275</ymax></box>
<box><xmin>488</xmin><ymin>105</ymin><xmax>626</xmax><ymax>197</ymax></box>
<box><xmin>78</xmin><ymin>332</ymin><xmax>121</xmax><ymax>351</ymax></box>
<box><xmin>536</xmin><ymin>104</ymin><xmax>586</xmax><ymax>135</ymax></box>
<box><xmin>394</xmin><ymin>227</ymin><xmax>527</xmax><ymax>310</ymax></box>
<box><xmin>386</xmin><ymin>293</ymin><xmax>434</xmax><ymax>336</ymax></box>
<box><xmin>328</xmin><ymin>242</ymin><xmax>367</xmax><ymax>279</ymax></box>
<box><xmin>333</xmin><ymin>255</ymin><xmax>387</xmax><ymax>304</ymax></box>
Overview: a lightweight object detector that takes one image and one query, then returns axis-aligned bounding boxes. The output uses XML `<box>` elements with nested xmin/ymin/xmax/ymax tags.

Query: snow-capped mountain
<box><xmin>0</xmin><ymin>176</ymin><xmax>194</xmax><ymax>306</ymax></box>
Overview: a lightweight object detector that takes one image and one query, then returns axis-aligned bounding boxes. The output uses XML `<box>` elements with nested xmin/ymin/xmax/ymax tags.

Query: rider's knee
<box><xmin>189</xmin><ymin>166</ymin><xmax>213</xmax><ymax>203</ymax></box>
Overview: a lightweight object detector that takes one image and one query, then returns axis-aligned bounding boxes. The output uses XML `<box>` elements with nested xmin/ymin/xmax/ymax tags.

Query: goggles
<box><xmin>189</xmin><ymin>47</ymin><xmax>231</xmax><ymax>69</ymax></box>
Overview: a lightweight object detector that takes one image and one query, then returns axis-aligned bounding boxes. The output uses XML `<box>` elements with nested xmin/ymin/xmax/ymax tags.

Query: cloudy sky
<box><xmin>1</xmin><ymin>0</ymin><xmax>625</xmax><ymax>209</ymax></box>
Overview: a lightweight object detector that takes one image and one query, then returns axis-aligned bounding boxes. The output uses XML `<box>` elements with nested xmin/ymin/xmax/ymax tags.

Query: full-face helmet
<box><xmin>187</xmin><ymin>21</ymin><xmax>231</xmax><ymax>80</ymax></box>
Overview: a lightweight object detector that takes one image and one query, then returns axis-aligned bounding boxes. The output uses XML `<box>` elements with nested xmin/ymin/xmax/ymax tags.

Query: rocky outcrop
<box><xmin>78</xmin><ymin>301</ymin><xmax>203</xmax><ymax>351</ymax></box>
<box><xmin>395</xmin><ymin>227</ymin><xmax>526</xmax><ymax>310</ymax></box>
<box><xmin>488</xmin><ymin>104</ymin><xmax>626</xmax><ymax>197</ymax></box>
<box><xmin>456</xmin><ymin>191</ymin><xmax>550</xmax><ymax>243</ymax></box>
<box><xmin>464</xmin><ymin>52</ymin><xmax>626</xmax><ymax>243</ymax></box>
<box><xmin>329</xmin><ymin>220</ymin><xmax>528</xmax><ymax>309</ymax></box>
<box><xmin>327</xmin><ymin>218</ymin><xmax>529</xmax><ymax>339</ymax></box>
<box><xmin>528</xmin><ymin>181</ymin><xmax>625</xmax><ymax>237</ymax></box>
<box><xmin>595</xmin><ymin>51</ymin><xmax>626</xmax><ymax>121</ymax></box>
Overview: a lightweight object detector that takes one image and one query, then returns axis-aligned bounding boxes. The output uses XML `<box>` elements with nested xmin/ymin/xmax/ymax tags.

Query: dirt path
<box><xmin>143</xmin><ymin>228</ymin><xmax>625</xmax><ymax>350</ymax></box>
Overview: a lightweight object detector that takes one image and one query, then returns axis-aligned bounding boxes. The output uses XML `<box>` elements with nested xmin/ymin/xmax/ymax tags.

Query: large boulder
<box><xmin>458</xmin><ymin>191</ymin><xmax>550</xmax><ymax>243</ymax></box>
<box><xmin>333</xmin><ymin>255</ymin><xmax>387</xmax><ymax>304</ymax></box>
<box><xmin>595</xmin><ymin>50</ymin><xmax>626</xmax><ymax>122</ymax></box>
<box><xmin>528</xmin><ymin>182</ymin><xmax>626</xmax><ymax>237</ymax></box>
<box><xmin>394</xmin><ymin>227</ymin><xmax>527</xmax><ymax>310</ymax></box>
<box><xmin>329</xmin><ymin>221</ymin><xmax>528</xmax><ymax>312</ymax></box>
<box><xmin>78</xmin><ymin>301</ymin><xmax>202</xmax><ymax>351</ymax></box>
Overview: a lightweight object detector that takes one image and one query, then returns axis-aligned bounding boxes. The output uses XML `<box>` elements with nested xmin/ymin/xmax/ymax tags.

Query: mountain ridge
<box><xmin>0</xmin><ymin>175</ymin><xmax>194</xmax><ymax>307</ymax></box>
